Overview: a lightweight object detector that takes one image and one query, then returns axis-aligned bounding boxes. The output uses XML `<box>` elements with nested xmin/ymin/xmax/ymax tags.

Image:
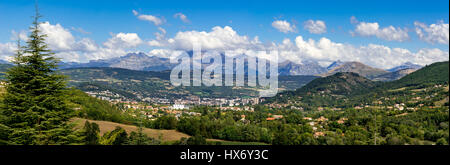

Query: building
<box><xmin>171</xmin><ymin>104</ymin><xmax>188</xmax><ymax>110</ymax></box>
<box><xmin>272</xmin><ymin>115</ymin><xmax>283</xmax><ymax>119</ymax></box>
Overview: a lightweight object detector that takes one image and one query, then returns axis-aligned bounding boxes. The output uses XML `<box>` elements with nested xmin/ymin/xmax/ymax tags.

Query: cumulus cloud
<box><xmin>272</xmin><ymin>20</ymin><xmax>296</xmax><ymax>33</ymax></box>
<box><xmin>0</xmin><ymin>42</ymin><xmax>15</xmax><ymax>61</ymax></box>
<box><xmin>145</xmin><ymin>25</ymin><xmax>447</xmax><ymax>69</ymax></box>
<box><xmin>1</xmin><ymin>21</ymin><xmax>448</xmax><ymax>70</ymax></box>
<box><xmin>10</xmin><ymin>30</ymin><xmax>28</xmax><ymax>41</ymax></box>
<box><xmin>414</xmin><ymin>21</ymin><xmax>449</xmax><ymax>45</ymax></box>
<box><xmin>352</xmin><ymin>22</ymin><xmax>409</xmax><ymax>42</ymax></box>
<box><xmin>0</xmin><ymin>21</ymin><xmax>148</xmax><ymax>63</ymax></box>
<box><xmin>103</xmin><ymin>32</ymin><xmax>143</xmax><ymax>49</ymax></box>
<box><xmin>147</xmin><ymin>49</ymin><xmax>186</xmax><ymax>59</ymax></box>
<box><xmin>281</xmin><ymin>36</ymin><xmax>448</xmax><ymax>69</ymax></box>
<box><xmin>174</xmin><ymin>13</ymin><xmax>190</xmax><ymax>23</ymax></box>
<box><xmin>150</xmin><ymin>26</ymin><xmax>262</xmax><ymax>51</ymax></box>
<box><xmin>39</xmin><ymin>22</ymin><xmax>76</xmax><ymax>51</ymax></box>
<box><xmin>133</xmin><ymin>10</ymin><xmax>163</xmax><ymax>26</ymax></box>
<box><xmin>303</xmin><ymin>20</ymin><xmax>326</xmax><ymax>34</ymax></box>
<box><xmin>148</xmin><ymin>27</ymin><xmax>167</xmax><ymax>47</ymax></box>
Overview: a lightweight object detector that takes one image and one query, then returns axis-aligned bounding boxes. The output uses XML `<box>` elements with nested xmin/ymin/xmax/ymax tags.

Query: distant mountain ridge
<box><xmin>327</xmin><ymin>60</ymin><xmax>345</xmax><ymax>70</ymax></box>
<box><xmin>59</xmin><ymin>52</ymin><xmax>176</xmax><ymax>71</ymax></box>
<box><xmin>387</xmin><ymin>62</ymin><xmax>422</xmax><ymax>72</ymax></box>
<box><xmin>278</xmin><ymin>60</ymin><xmax>328</xmax><ymax>76</ymax></box>
<box><xmin>53</xmin><ymin>52</ymin><xmax>424</xmax><ymax>81</ymax></box>
<box><xmin>372</xmin><ymin>68</ymin><xmax>418</xmax><ymax>81</ymax></box>
<box><xmin>319</xmin><ymin>61</ymin><xmax>389</xmax><ymax>79</ymax></box>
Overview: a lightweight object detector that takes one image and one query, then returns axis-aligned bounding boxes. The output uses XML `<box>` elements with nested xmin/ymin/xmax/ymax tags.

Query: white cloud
<box><xmin>133</xmin><ymin>10</ymin><xmax>163</xmax><ymax>26</ymax></box>
<box><xmin>71</xmin><ymin>27</ymin><xmax>91</xmax><ymax>35</ymax></box>
<box><xmin>132</xmin><ymin>10</ymin><xmax>139</xmax><ymax>16</ymax></box>
<box><xmin>74</xmin><ymin>38</ymin><xmax>98</xmax><ymax>52</ymax></box>
<box><xmin>174</xmin><ymin>13</ymin><xmax>189</xmax><ymax>23</ymax></box>
<box><xmin>33</xmin><ymin>22</ymin><xmax>143</xmax><ymax>62</ymax></box>
<box><xmin>103</xmin><ymin>32</ymin><xmax>143</xmax><ymax>49</ymax></box>
<box><xmin>352</xmin><ymin>22</ymin><xmax>409</xmax><ymax>42</ymax></box>
<box><xmin>1</xmin><ymin>21</ymin><xmax>448</xmax><ymax>70</ymax></box>
<box><xmin>414</xmin><ymin>21</ymin><xmax>449</xmax><ymax>45</ymax></box>
<box><xmin>148</xmin><ymin>27</ymin><xmax>167</xmax><ymax>47</ymax></box>
<box><xmin>10</xmin><ymin>30</ymin><xmax>28</xmax><ymax>41</ymax></box>
<box><xmin>0</xmin><ymin>42</ymin><xmax>15</xmax><ymax>61</ymax></box>
<box><xmin>156</xmin><ymin>27</ymin><xmax>166</xmax><ymax>40</ymax></box>
<box><xmin>147</xmin><ymin>49</ymin><xmax>185</xmax><ymax>59</ymax></box>
<box><xmin>152</xmin><ymin>26</ymin><xmax>262</xmax><ymax>51</ymax></box>
<box><xmin>39</xmin><ymin>22</ymin><xmax>76</xmax><ymax>51</ymax></box>
<box><xmin>303</xmin><ymin>20</ymin><xmax>326</xmax><ymax>34</ymax></box>
<box><xmin>272</xmin><ymin>20</ymin><xmax>296</xmax><ymax>33</ymax></box>
<box><xmin>284</xmin><ymin>36</ymin><xmax>448</xmax><ymax>69</ymax></box>
<box><xmin>0</xmin><ymin>22</ymin><xmax>140</xmax><ymax>63</ymax></box>
<box><xmin>145</xmin><ymin>25</ymin><xmax>447</xmax><ymax>69</ymax></box>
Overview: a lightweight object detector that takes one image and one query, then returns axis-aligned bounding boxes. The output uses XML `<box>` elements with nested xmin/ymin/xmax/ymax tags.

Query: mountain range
<box><xmin>59</xmin><ymin>52</ymin><xmax>176</xmax><ymax>71</ymax></box>
<box><xmin>278</xmin><ymin>60</ymin><xmax>328</xmax><ymax>76</ymax></box>
<box><xmin>387</xmin><ymin>62</ymin><xmax>423</xmax><ymax>72</ymax></box>
<box><xmin>1</xmin><ymin>52</ymin><xmax>423</xmax><ymax>81</ymax></box>
<box><xmin>318</xmin><ymin>61</ymin><xmax>389</xmax><ymax>79</ymax></box>
<box><xmin>57</xmin><ymin>52</ymin><xmax>423</xmax><ymax>80</ymax></box>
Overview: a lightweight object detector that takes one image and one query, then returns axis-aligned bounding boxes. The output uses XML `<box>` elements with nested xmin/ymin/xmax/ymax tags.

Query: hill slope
<box><xmin>386</xmin><ymin>61</ymin><xmax>449</xmax><ymax>89</ymax></box>
<box><xmin>266</xmin><ymin>72</ymin><xmax>377</xmax><ymax>108</ymax></box>
<box><xmin>372</xmin><ymin>68</ymin><xmax>418</xmax><ymax>81</ymax></box>
<box><xmin>266</xmin><ymin>61</ymin><xmax>449</xmax><ymax>109</ymax></box>
<box><xmin>296</xmin><ymin>72</ymin><xmax>376</xmax><ymax>96</ymax></box>
<box><xmin>319</xmin><ymin>61</ymin><xmax>389</xmax><ymax>79</ymax></box>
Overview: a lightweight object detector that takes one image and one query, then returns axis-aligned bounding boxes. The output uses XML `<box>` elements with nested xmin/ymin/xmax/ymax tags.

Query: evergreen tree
<box><xmin>0</xmin><ymin>5</ymin><xmax>75</xmax><ymax>145</ymax></box>
<box><xmin>83</xmin><ymin>121</ymin><xmax>100</xmax><ymax>145</ymax></box>
<box><xmin>126</xmin><ymin>127</ymin><xmax>160</xmax><ymax>145</ymax></box>
<box><xmin>99</xmin><ymin>126</ymin><xmax>128</xmax><ymax>145</ymax></box>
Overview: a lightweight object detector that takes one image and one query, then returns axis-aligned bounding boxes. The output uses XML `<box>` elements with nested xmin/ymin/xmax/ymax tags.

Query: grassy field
<box><xmin>71</xmin><ymin>117</ymin><xmax>190</xmax><ymax>142</ymax></box>
<box><xmin>71</xmin><ymin>118</ymin><xmax>268</xmax><ymax>145</ymax></box>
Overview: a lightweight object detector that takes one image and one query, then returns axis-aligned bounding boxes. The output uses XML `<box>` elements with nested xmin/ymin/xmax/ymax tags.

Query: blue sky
<box><xmin>0</xmin><ymin>0</ymin><xmax>448</xmax><ymax>68</ymax></box>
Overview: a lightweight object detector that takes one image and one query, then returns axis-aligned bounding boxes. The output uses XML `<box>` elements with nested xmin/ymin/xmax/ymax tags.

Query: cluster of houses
<box><xmin>302</xmin><ymin>116</ymin><xmax>348</xmax><ymax>138</ymax></box>
<box><xmin>86</xmin><ymin>90</ymin><xmax>126</xmax><ymax>102</ymax></box>
<box><xmin>266</xmin><ymin>114</ymin><xmax>284</xmax><ymax>121</ymax></box>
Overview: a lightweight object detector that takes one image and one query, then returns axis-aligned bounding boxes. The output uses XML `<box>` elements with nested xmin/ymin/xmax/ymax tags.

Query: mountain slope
<box><xmin>387</xmin><ymin>62</ymin><xmax>422</xmax><ymax>72</ymax></box>
<box><xmin>327</xmin><ymin>60</ymin><xmax>345</xmax><ymax>70</ymax></box>
<box><xmin>278</xmin><ymin>60</ymin><xmax>328</xmax><ymax>75</ymax></box>
<box><xmin>60</xmin><ymin>52</ymin><xmax>176</xmax><ymax>71</ymax></box>
<box><xmin>266</xmin><ymin>72</ymin><xmax>377</xmax><ymax>108</ymax></box>
<box><xmin>265</xmin><ymin>61</ymin><xmax>449</xmax><ymax>110</ymax></box>
<box><xmin>372</xmin><ymin>68</ymin><xmax>418</xmax><ymax>81</ymax></box>
<box><xmin>384</xmin><ymin>61</ymin><xmax>449</xmax><ymax>89</ymax></box>
<box><xmin>319</xmin><ymin>61</ymin><xmax>389</xmax><ymax>79</ymax></box>
<box><xmin>346</xmin><ymin>61</ymin><xmax>449</xmax><ymax>107</ymax></box>
<box><xmin>295</xmin><ymin>72</ymin><xmax>377</xmax><ymax>96</ymax></box>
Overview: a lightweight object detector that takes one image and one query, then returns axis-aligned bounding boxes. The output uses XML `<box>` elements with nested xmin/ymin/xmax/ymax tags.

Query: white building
<box><xmin>172</xmin><ymin>104</ymin><xmax>188</xmax><ymax>110</ymax></box>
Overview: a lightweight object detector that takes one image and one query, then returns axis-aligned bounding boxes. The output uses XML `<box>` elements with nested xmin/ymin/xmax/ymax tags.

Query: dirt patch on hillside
<box><xmin>71</xmin><ymin>118</ymin><xmax>190</xmax><ymax>142</ymax></box>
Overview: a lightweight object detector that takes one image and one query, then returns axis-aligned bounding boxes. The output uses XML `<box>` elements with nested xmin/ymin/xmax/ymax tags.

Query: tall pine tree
<box><xmin>0</xmin><ymin>5</ymin><xmax>75</xmax><ymax>145</ymax></box>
